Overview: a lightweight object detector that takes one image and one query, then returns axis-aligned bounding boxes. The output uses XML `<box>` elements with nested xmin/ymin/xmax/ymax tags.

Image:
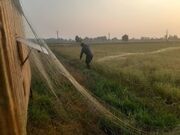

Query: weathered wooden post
<box><xmin>0</xmin><ymin>0</ymin><xmax>31</xmax><ymax>135</ymax></box>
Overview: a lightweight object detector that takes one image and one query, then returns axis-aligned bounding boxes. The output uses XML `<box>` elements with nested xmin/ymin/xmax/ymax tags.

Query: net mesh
<box><xmin>14</xmin><ymin>0</ymin><xmax>148</xmax><ymax>134</ymax></box>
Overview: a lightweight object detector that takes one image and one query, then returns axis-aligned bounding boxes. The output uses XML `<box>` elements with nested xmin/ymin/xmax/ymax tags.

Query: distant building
<box><xmin>122</xmin><ymin>34</ymin><xmax>129</xmax><ymax>41</ymax></box>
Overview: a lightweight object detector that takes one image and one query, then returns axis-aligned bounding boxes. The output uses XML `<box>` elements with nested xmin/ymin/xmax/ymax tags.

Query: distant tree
<box><xmin>122</xmin><ymin>34</ymin><xmax>129</xmax><ymax>41</ymax></box>
<box><xmin>168</xmin><ymin>35</ymin><xmax>178</xmax><ymax>40</ymax></box>
<box><xmin>75</xmin><ymin>35</ymin><xmax>82</xmax><ymax>42</ymax></box>
<box><xmin>112</xmin><ymin>37</ymin><xmax>118</xmax><ymax>41</ymax></box>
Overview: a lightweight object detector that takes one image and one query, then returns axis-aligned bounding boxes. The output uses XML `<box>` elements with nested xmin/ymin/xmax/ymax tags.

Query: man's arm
<box><xmin>80</xmin><ymin>49</ymin><xmax>84</xmax><ymax>60</ymax></box>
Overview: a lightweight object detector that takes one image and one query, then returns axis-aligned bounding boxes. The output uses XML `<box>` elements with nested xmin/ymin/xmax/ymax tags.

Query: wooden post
<box><xmin>0</xmin><ymin>0</ymin><xmax>31</xmax><ymax>135</ymax></box>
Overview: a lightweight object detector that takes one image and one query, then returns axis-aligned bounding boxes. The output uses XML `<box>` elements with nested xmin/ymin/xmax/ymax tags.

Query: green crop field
<box><xmin>51</xmin><ymin>42</ymin><xmax>180</xmax><ymax>60</ymax></box>
<box><xmin>50</xmin><ymin>42</ymin><xmax>180</xmax><ymax>134</ymax></box>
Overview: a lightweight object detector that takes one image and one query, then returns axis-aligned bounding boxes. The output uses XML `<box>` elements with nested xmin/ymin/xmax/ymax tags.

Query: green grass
<box><xmin>51</xmin><ymin>42</ymin><xmax>180</xmax><ymax>133</ymax></box>
<box><xmin>81</xmin><ymin>65</ymin><xmax>178</xmax><ymax>131</ymax></box>
<box><xmin>27</xmin><ymin>68</ymin><xmax>61</xmax><ymax>129</ymax></box>
<box><xmin>27</xmin><ymin>55</ymin><xmax>108</xmax><ymax>135</ymax></box>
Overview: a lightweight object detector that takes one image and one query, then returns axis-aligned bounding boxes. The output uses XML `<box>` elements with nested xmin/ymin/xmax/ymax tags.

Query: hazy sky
<box><xmin>21</xmin><ymin>0</ymin><xmax>180</xmax><ymax>39</ymax></box>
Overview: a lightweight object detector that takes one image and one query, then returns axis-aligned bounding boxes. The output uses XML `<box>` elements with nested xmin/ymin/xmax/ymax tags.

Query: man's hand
<box><xmin>80</xmin><ymin>48</ymin><xmax>83</xmax><ymax>60</ymax></box>
<box><xmin>80</xmin><ymin>52</ymin><xmax>83</xmax><ymax>60</ymax></box>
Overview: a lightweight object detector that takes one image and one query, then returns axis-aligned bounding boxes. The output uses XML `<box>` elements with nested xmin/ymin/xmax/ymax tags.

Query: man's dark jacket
<box><xmin>80</xmin><ymin>43</ymin><xmax>93</xmax><ymax>61</ymax></box>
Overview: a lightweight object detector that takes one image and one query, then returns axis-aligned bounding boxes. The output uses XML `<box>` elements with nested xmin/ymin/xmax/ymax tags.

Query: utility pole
<box><xmin>165</xmin><ymin>29</ymin><xmax>169</xmax><ymax>41</ymax></box>
<box><xmin>56</xmin><ymin>30</ymin><xmax>59</xmax><ymax>39</ymax></box>
<box><xmin>108</xmin><ymin>32</ymin><xmax>111</xmax><ymax>40</ymax></box>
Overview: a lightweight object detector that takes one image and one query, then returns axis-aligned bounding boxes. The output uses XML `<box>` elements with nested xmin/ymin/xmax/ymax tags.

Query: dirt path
<box><xmin>98</xmin><ymin>46</ymin><xmax>180</xmax><ymax>62</ymax></box>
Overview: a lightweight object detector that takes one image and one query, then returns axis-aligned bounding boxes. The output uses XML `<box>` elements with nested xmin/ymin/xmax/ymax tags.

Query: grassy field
<box><xmin>27</xmin><ymin>53</ymin><xmax>108</xmax><ymax>135</ymax></box>
<box><xmin>51</xmin><ymin>42</ymin><xmax>180</xmax><ymax>60</ymax></box>
<box><xmin>50</xmin><ymin>42</ymin><xmax>180</xmax><ymax>133</ymax></box>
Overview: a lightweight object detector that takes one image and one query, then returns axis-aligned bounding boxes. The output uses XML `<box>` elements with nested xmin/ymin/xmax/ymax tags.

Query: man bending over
<box><xmin>76</xmin><ymin>36</ymin><xmax>93</xmax><ymax>69</ymax></box>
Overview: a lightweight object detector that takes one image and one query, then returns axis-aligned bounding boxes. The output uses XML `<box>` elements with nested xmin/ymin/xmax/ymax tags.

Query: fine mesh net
<box><xmin>15</xmin><ymin>0</ymin><xmax>147</xmax><ymax>134</ymax></box>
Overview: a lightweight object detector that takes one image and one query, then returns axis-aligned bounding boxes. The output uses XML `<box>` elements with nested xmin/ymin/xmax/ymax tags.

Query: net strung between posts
<box><xmin>14</xmin><ymin>0</ymin><xmax>149</xmax><ymax>134</ymax></box>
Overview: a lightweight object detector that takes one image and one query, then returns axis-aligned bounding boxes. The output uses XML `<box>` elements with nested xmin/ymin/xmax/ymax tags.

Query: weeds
<box><xmin>52</xmin><ymin>45</ymin><xmax>180</xmax><ymax>132</ymax></box>
<box><xmin>83</xmin><ymin>69</ymin><xmax>178</xmax><ymax>130</ymax></box>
